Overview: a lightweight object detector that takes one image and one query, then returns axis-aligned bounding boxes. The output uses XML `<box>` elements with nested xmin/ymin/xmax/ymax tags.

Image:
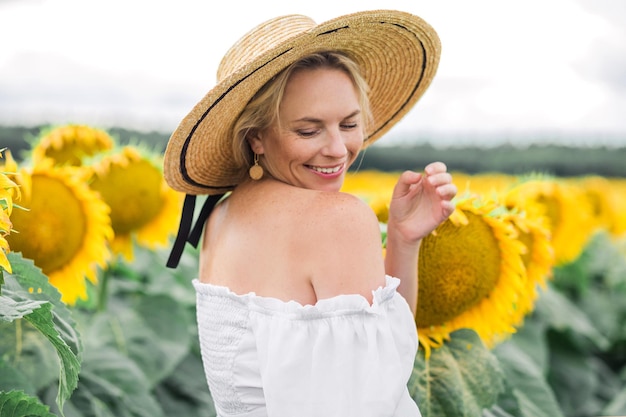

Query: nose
<box><xmin>323</xmin><ymin>127</ymin><xmax>348</xmax><ymax>158</ymax></box>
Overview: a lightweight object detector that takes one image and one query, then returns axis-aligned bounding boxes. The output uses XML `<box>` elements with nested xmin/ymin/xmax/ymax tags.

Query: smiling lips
<box><xmin>308</xmin><ymin>164</ymin><xmax>343</xmax><ymax>175</ymax></box>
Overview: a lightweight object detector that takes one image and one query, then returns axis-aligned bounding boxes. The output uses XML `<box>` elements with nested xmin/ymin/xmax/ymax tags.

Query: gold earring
<box><xmin>249</xmin><ymin>153</ymin><xmax>264</xmax><ymax>180</ymax></box>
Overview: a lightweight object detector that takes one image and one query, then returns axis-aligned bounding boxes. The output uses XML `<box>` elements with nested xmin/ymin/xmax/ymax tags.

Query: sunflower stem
<box><xmin>14</xmin><ymin>318</ymin><xmax>22</xmax><ymax>364</ymax></box>
<box><xmin>97</xmin><ymin>267</ymin><xmax>111</xmax><ymax>311</ymax></box>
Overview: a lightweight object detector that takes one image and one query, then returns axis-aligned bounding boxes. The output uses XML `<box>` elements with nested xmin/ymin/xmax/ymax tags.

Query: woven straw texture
<box><xmin>164</xmin><ymin>10</ymin><xmax>441</xmax><ymax>195</ymax></box>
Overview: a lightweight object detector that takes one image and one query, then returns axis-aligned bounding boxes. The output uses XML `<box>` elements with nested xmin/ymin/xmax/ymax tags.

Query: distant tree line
<box><xmin>1</xmin><ymin>124</ymin><xmax>625</xmax><ymax>177</ymax></box>
<box><xmin>0</xmin><ymin>125</ymin><xmax>169</xmax><ymax>159</ymax></box>
<box><xmin>357</xmin><ymin>143</ymin><xmax>626</xmax><ymax>178</ymax></box>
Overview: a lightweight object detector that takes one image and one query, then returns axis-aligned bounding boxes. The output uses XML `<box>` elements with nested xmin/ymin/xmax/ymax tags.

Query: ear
<box><xmin>246</xmin><ymin>130</ymin><xmax>265</xmax><ymax>155</ymax></box>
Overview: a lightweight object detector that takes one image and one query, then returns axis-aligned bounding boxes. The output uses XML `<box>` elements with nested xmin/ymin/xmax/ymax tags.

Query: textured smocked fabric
<box><xmin>193</xmin><ymin>275</ymin><xmax>421</xmax><ymax>417</ymax></box>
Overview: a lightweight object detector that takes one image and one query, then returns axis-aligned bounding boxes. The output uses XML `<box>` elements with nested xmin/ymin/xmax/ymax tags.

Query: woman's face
<box><xmin>251</xmin><ymin>67</ymin><xmax>364</xmax><ymax>192</ymax></box>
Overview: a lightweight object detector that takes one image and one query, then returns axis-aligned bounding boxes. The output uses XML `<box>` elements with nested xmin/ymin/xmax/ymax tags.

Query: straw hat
<box><xmin>163</xmin><ymin>9</ymin><xmax>441</xmax><ymax>195</ymax></box>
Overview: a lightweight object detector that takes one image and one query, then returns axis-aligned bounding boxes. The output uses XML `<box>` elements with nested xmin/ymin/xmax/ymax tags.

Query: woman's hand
<box><xmin>387</xmin><ymin>162</ymin><xmax>457</xmax><ymax>245</ymax></box>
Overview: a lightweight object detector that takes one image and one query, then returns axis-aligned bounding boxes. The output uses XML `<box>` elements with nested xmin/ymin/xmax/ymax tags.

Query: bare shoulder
<box><xmin>304</xmin><ymin>191</ymin><xmax>386</xmax><ymax>302</ymax></box>
<box><xmin>292</xmin><ymin>190</ymin><xmax>383</xmax><ymax>245</ymax></box>
<box><xmin>309</xmin><ymin>191</ymin><xmax>379</xmax><ymax>228</ymax></box>
<box><xmin>201</xmin><ymin>181</ymin><xmax>386</xmax><ymax>303</ymax></box>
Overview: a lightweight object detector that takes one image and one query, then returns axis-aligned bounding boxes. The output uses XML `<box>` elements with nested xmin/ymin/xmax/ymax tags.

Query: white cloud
<box><xmin>1</xmin><ymin>0</ymin><xmax>625</xmax><ymax>146</ymax></box>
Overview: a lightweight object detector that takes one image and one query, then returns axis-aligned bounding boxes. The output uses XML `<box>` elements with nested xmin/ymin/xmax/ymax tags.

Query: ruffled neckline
<box><xmin>193</xmin><ymin>275</ymin><xmax>401</xmax><ymax>318</ymax></box>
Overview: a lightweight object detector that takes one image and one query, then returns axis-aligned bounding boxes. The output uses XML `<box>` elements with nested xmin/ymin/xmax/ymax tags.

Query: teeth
<box><xmin>312</xmin><ymin>166</ymin><xmax>341</xmax><ymax>174</ymax></box>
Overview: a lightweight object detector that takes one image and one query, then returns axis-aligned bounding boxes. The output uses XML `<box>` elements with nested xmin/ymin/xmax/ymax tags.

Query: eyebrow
<box><xmin>293</xmin><ymin>109</ymin><xmax>361</xmax><ymax>124</ymax></box>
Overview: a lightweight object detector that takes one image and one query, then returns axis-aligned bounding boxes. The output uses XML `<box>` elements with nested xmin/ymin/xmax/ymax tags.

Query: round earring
<box><xmin>249</xmin><ymin>153</ymin><xmax>264</xmax><ymax>180</ymax></box>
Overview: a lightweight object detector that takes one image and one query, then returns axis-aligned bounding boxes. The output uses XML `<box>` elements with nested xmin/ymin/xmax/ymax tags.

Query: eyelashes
<box><xmin>296</xmin><ymin>123</ymin><xmax>359</xmax><ymax>138</ymax></box>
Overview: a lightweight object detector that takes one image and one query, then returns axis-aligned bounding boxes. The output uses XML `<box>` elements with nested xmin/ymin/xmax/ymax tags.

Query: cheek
<box><xmin>347</xmin><ymin>133</ymin><xmax>365</xmax><ymax>154</ymax></box>
<box><xmin>345</xmin><ymin>134</ymin><xmax>364</xmax><ymax>165</ymax></box>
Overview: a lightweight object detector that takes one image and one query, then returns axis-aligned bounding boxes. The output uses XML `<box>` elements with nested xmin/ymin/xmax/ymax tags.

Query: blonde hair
<box><xmin>231</xmin><ymin>51</ymin><xmax>372</xmax><ymax>168</ymax></box>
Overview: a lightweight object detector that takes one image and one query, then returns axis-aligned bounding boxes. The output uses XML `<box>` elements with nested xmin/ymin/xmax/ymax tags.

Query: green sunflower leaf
<box><xmin>77</xmin><ymin>292</ymin><xmax>190</xmax><ymax>388</ymax></box>
<box><xmin>0</xmin><ymin>358</ymin><xmax>36</xmax><ymax>395</ymax></box>
<box><xmin>0</xmin><ymin>390</ymin><xmax>56</xmax><ymax>417</ymax></box>
<box><xmin>489</xmin><ymin>339</ymin><xmax>565</xmax><ymax>417</ymax></box>
<box><xmin>534</xmin><ymin>284</ymin><xmax>610</xmax><ymax>351</ymax></box>
<box><xmin>0</xmin><ymin>320</ymin><xmax>59</xmax><ymax>394</ymax></box>
<box><xmin>1</xmin><ymin>252</ymin><xmax>82</xmax><ymax>416</ymax></box>
<box><xmin>482</xmin><ymin>405</ymin><xmax>518</xmax><ymax>417</ymax></box>
<box><xmin>153</xmin><ymin>352</ymin><xmax>216</xmax><ymax>417</ymax></box>
<box><xmin>66</xmin><ymin>347</ymin><xmax>164</xmax><ymax>417</ymax></box>
<box><xmin>602</xmin><ymin>386</ymin><xmax>626</xmax><ymax>416</ymax></box>
<box><xmin>0</xmin><ymin>295</ymin><xmax>47</xmax><ymax>321</ymax></box>
<box><xmin>409</xmin><ymin>328</ymin><xmax>505</xmax><ymax>417</ymax></box>
<box><xmin>23</xmin><ymin>303</ymin><xmax>80</xmax><ymax>416</ymax></box>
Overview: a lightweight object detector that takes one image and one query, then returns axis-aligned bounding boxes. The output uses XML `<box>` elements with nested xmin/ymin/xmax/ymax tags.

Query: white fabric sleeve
<box><xmin>248</xmin><ymin>276</ymin><xmax>420</xmax><ymax>417</ymax></box>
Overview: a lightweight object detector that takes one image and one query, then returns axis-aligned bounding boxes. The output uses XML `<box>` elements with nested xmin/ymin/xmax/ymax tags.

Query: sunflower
<box><xmin>573</xmin><ymin>175</ymin><xmax>622</xmax><ymax>237</ymax></box>
<box><xmin>607</xmin><ymin>177</ymin><xmax>626</xmax><ymax>238</ymax></box>
<box><xmin>501</xmin><ymin>208</ymin><xmax>554</xmax><ymax>320</ymax></box>
<box><xmin>456</xmin><ymin>172</ymin><xmax>554</xmax><ymax>311</ymax></box>
<box><xmin>31</xmin><ymin>124</ymin><xmax>114</xmax><ymax>166</ymax></box>
<box><xmin>0</xmin><ymin>221</ymin><xmax>11</xmax><ymax>274</ymax></box>
<box><xmin>5</xmin><ymin>158</ymin><xmax>113</xmax><ymax>304</ymax></box>
<box><xmin>415</xmin><ymin>196</ymin><xmax>537</xmax><ymax>357</ymax></box>
<box><xmin>88</xmin><ymin>146</ymin><xmax>183</xmax><ymax>260</ymax></box>
<box><xmin>1</xmin><ymin>149</ymin><xmax>20</xmax><ymax>274</ymax></box>
<box><xmin>503</xmin><ymin>176</ymin><xmax>595</xmax><ymax>266</ymax></box>
<box><xmin>453</xmin><ymin>171</ymin><xmax>516</xmax><ymax>201</ymax></box>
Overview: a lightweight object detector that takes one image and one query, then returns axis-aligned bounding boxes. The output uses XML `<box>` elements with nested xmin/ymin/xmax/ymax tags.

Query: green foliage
<box><xmin>1</xmin><ymin>209</ymin><xmax>626</xmax><ymax>416</ymax></box>
<box><xmin>409</xmin><ymin>329</ymin><xmax>505</xmax><ymax>416</ymax></box>
<box><xmin>55</xmin><ymin>246</ymin><xmax>216</xmax><ymax>417</ymax></box>
<box><xmin>488</xmin><ymin>232</ymin><xmax>626</xmax><ymax>417</ymax></box>
<box><xmin>0</xmin><ymin>391</ymin><xmax>56</xmax><ymax>417</ymax></box>
<box><xmin>408</xmin><ymin>230</ymin><xmax>626</xmax><ymax>417</ymax></box>
<box><xmin>0</xmin><ymin>253</ymin><xmax>81</xmax><ymax>416</ymax></box>
<box><xmin>0</xmin><ymin>246</ymin><xmax>215</xmax><ymax>417</ymax></box>
<box><xmin>489</xmin><ymin>333</ymin><xmax>564</xmax><ymax>417</ymax></box>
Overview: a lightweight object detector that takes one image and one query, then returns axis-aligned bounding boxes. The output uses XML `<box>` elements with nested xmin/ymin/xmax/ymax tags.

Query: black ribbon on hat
<box><xmin>166</xmin><ymin>193</ymin><xmax>226</xmax><ymax>268</ymax></box>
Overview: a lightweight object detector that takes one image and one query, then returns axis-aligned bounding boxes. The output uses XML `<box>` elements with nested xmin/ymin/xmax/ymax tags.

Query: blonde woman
<box><xmin>164</xmin><ymin>10</ymin><xmax>456</xmax><ymax>417</ymax></box>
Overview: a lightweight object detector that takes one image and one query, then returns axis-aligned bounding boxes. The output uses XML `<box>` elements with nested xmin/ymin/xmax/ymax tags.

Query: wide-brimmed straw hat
<box><xmin>163</xmin><ymin>9</ymin><xmax>441</xmax><ymax>196</ymax></box>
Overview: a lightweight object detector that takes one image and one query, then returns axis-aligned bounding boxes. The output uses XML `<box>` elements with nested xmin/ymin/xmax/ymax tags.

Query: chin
<box><xmin>315</xmin><ymin>180</ymin><xmax>344</xmax><ymax>193</ymax></box>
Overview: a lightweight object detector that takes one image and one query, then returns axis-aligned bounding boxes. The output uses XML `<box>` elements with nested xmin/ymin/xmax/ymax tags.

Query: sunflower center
<box><xmin>90</xmin><ymin>160</ymin><xmax>163</xmax><ymax>235</ymax></box>
<box><xmin>537</xmin><ymin>194</ymin><xmax>561</xmax><ymax>230</ymax></box>
<box><xmin>416</xmin><ymin>212</ymin><xmax>501</xmax><ymax>327</ymax></box>
<box><xmin>7</xmin><ymin>175</ymin><xmax>86</xmax><ymax>274</ymax></box>
<box><xmin>584</xmin><ymin>190</ymin><xmax>603</xmax><ymax>217</ymax></box>
<box><xmin>44</xmin><ymin>147</ymin><xmax>84</xmax><ymax>166</ymax></box>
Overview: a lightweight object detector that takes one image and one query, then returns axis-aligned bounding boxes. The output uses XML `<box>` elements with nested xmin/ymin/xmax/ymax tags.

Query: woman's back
<box><xmin>195</xmin><ymin>178</ymin><xmax>421</xmax><ymax>416</ymax></box>
<box><xmin>199</xmin><ymin>178</ymin><xmax>386</xmax><ymax>305</ymax></box>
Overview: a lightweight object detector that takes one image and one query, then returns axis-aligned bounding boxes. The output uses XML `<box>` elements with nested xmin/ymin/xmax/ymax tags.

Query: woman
<box><xmin>164</xmin><ymin>10</ymin><xmax>456</xmax><ymax>417</ymax></box>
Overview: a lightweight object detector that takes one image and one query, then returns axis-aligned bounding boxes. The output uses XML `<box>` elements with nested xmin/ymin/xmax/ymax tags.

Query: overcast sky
<box><xmin>1</xmin><ymin>0</ymin><xmax>625</xmax><ymax>147</ymax></box>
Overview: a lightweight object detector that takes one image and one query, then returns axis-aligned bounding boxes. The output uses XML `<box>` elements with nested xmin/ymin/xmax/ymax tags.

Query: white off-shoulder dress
<box><xmin>193</xmin><ymin>275</ymin><xmax>421</xmax><ymax>417</ymax></box>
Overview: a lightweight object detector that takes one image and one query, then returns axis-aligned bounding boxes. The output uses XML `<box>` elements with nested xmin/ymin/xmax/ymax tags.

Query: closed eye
<box><xmin>297</xmin><ymin>129</ymin><xmax>320</xmax><ymax>138</ymax></box>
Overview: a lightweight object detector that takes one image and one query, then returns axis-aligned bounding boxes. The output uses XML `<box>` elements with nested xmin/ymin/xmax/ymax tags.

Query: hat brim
<box><xmin>164</xmin><ymin>10</ymin><xmax>441</xmax><ymax>195</ymax></box>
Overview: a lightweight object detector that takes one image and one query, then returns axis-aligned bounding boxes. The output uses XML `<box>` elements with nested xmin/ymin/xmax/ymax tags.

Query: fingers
<box><xmin>393</xmin><ymin>170</ymin><xmax>423</xmax><ymax>197</ymax></box>
<box><xmin>441</xmin><ymin>199</ymin><xmax>456</xmax><ymax>217</ymax></box>
<box><xmin>424</xmin><ymin>162</ymin><xmax>457</xmax><ymax>199</ymax></box>
<box><xmin>424</xmin><ymin>161</ymin><xmax>448</xmax><ymax>175</ymax></box>
<box><xmin>394</xmin><ymin>163</ymin><xmax>456</xmax><ymax>201</ymax></box>
<box><xmin>426</xmin><ymin>171</ymin><xmax>452</xmax><ymax>188</ymax></box>
<box><xmin>424</xmin><ymin>162</ymin><xmax>453</xmax><ymax>190</ymax></box>
<box><xmin>435</xmin><ymin>183</ymin><xmax>458</xmax><ymax>200</ymax></box>
<box><xmin>423</xmin><ymin>162</ymin><xmax>458</xmax><ymax>214</ymax></box>
<box><xmin>399</xmin><ymin>170</ymin><xmax>423</xmax><ymax>184</ymax></box>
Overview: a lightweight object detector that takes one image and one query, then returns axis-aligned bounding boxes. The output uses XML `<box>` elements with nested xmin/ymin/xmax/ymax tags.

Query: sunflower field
<box><xmin>1</xmin><ymin>124</ymin><xmax>626</xmax><ymax>417</ymax></box>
